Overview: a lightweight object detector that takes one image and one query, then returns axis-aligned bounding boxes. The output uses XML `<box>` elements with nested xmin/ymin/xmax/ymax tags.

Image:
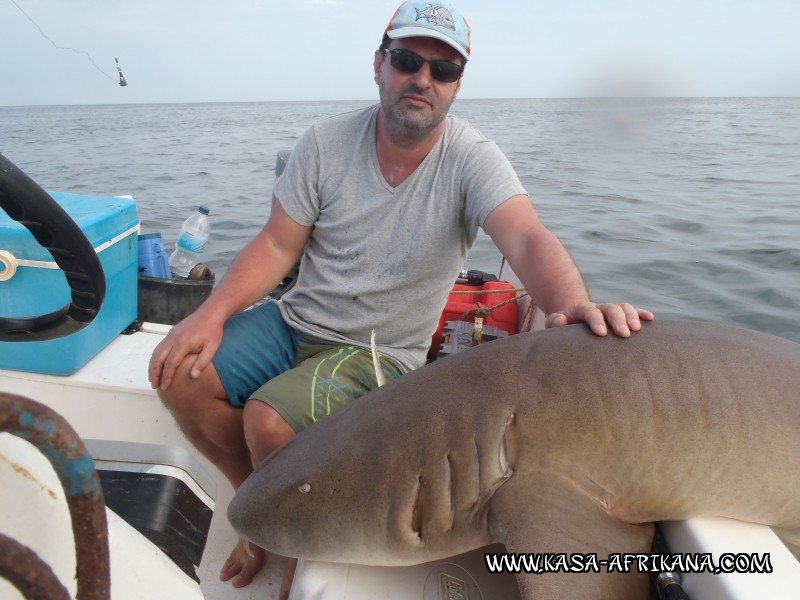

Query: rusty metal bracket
<box><xmin>0</xmin><ymin>532</ymin><xmax>71</xmax><ymax>600</ymax></box>
<box><xmin>0</xmin><ymin>392</ymin><xmax>110</xmax><ymax>600</ymax></box>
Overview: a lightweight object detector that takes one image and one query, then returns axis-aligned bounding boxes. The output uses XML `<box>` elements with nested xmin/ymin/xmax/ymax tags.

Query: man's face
<box><xmin>374</xmin><ymin>36</ymin><xmax>463</xmax><ymax>137</ymax></box>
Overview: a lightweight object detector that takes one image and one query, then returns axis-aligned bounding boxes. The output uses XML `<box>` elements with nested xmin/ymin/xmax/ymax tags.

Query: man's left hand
<box><xmin>545</xmin><ymin>303</ymin><xmax>654</xmax><ymax>338</ymax></box>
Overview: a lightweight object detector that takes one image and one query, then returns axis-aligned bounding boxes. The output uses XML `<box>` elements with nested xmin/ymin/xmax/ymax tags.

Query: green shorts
<box><xmin>212</xmin><ymin>301</ymin><xmax>403</xmax><ymax>433</ymax></box>
<box><xmin>251</xmin><ymin>342</ymin><xmax>402</xmax><ymax>433</ymax></box>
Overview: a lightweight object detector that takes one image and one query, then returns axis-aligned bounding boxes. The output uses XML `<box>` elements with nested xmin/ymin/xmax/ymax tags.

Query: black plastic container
<box><xmin>137</xmin><ymin>275</ymin><xmax>213</xmax><ymax>325</ymax></box>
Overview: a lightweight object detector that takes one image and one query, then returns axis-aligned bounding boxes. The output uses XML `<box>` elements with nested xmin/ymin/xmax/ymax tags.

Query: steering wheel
<box><xmin>0</xmin><ymin>153</ymin><xmax>105</xmax><ymax>342</ymax></box>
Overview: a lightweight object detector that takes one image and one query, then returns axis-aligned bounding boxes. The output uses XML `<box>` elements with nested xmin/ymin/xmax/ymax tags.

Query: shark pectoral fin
<box><xmin>487</xmin><ymin>476</ymin><xmax>654</xmax><ymax>600</ymax></box>
<box><xmin>773</xmin><ymin>527</ymin><xmax>800</xmax><ymax>560</ymax></box>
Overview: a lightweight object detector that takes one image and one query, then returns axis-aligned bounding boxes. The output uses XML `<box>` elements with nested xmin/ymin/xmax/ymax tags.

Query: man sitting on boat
<box><xmin>148</xmin><ymin>0</ymin><xmax>654</xmax><ymax>594</ymax></box>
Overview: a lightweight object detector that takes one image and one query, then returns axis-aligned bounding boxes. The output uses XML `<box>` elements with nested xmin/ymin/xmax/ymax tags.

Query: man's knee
<box><xmin>158</xmin><ymin>356</ymin><xmax>227</xmax><ymax>413</ymax></box>
<box><xmin>243</xmin><ymin>400</ymin><xmax>295</xmax><ymax>465</ymax></box>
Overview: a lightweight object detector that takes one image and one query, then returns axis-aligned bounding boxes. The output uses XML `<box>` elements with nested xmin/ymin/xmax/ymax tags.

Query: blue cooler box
<box><xmin>0</xmin><ymin>191</ymin><xmax>139</xmax><ymax>374</ymax></box>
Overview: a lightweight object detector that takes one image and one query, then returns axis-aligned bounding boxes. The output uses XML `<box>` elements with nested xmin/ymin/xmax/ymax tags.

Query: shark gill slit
<box><xmin>500</xmin><ymin>413</ymin><xmax>514</xmax><ymax>478</ymax></box>
<box><xmin>472</xmin><ymin>434</ymin><xmax>481</xmax><ymax>504</ymax></box>
<box><xmin>412</xmin><ymin>473</ymin><xmax>423</xmax><ymax>540</ymax></box>
<box><xmin>468</xmin><ymin>434</ymin><xmax>485</xmax><ymax>521</ymax></box>
<box><xmin>469</xmin><ymin>419</ymin><xmax>516</xmax><ymax>523</ymax></box>
<box><xmin>445</xmin><ymin>451</ymin><xmax>455</xmax><ymax>531</ymax></box>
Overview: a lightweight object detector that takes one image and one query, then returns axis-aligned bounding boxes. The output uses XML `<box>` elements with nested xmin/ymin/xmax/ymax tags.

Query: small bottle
<box><xmin>169</xmin><ymin>206</ymin><xmax>210</xmax><ymax>278</ymax></box>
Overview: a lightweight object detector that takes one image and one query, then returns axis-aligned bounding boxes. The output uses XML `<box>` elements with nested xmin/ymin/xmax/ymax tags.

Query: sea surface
<box><xmin>1</xmin><ymin>97</ymin><xmax>799</xmax><ymax>342</ymax></box>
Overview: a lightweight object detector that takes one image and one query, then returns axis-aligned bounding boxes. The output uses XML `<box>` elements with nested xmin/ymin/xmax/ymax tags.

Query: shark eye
<box><xmin>298</xmin><ymin>483</ymin><xmax>311</xmax><ymax>494</ymax></box>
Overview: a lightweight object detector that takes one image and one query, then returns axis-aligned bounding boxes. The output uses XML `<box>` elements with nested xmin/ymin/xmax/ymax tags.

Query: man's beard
<box><xmin>379</xmin><ymin>81</ymin><xmax>450</xmax><ymax>138</ymax></box>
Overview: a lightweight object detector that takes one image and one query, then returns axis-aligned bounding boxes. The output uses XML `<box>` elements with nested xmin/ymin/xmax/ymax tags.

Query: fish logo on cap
<box><xmin>384</xmin><ymin>1</ymin><xmax>471</xmax><ymax>60</ymax></box>
<box><xmin>415</xmin><ymin>4</ymin><xmax>456</xmax><ymax>31</ymax></box>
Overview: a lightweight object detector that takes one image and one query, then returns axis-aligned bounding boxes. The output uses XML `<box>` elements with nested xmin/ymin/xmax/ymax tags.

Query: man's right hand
<box><xmin>148</xmin><ymin>310</ymin><xmax>224</xmax><ymax>391</ymax></box>
<box><xmin>147</xmin><ymin>199</ymin><xmax>312</xmax><ymax>391</ymax></box>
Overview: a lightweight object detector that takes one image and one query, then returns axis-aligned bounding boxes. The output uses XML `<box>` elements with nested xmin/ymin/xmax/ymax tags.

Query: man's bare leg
<box><xmin>158</xmin><ymin>359</ymin><xmax>294</xmax><ymax>588</ymax></box>
<box><xmin>158</xmin><ymin>360</ymin><xmax>251</xmax><ymax>485</ymax></box>
<box><xmin>242</xmin><ymin>400</ymin><xmax>297</xmax><ymax>595</ymax></box>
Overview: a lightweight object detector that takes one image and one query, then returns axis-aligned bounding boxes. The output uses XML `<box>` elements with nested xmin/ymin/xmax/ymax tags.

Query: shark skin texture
<box><xmin>229</xmin><ymin>320</ymin><xmax>800</xmax><ymax>600</ymax></box>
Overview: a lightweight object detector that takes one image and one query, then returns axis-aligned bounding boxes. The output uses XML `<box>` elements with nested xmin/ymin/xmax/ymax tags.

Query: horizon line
<box><xmin>2</xmin><ymin>95</ymin><xmax>798</xmax><ymax>109</ymax></box>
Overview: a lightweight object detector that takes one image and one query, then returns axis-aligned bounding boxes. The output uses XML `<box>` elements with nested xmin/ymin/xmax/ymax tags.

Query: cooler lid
<box><xmin>0</xmin><ymin>190</ymin><xmax>139</xmax><ymax>263</ymax></box>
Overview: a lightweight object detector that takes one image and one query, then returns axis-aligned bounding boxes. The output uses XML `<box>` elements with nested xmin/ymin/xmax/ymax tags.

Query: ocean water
<box><xmin>1</xmin><ymin>97</ymin><xmax>798</xmax><ymax>342</ymax></box>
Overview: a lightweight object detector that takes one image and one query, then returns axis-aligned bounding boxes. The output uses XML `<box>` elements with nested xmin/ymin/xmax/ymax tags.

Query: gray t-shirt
<box><xmin>275</xmin><ymin>105</ymin><xmax>527</xmax><ymax>372</ymax></box>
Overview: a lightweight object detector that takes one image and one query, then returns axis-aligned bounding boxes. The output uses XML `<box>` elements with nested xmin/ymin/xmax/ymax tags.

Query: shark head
<box><xmin>229</xmin><ymin>396</ymin><xmax>438</xmax><ymax>564</ymax></box>
<box><xmin>227</xmin><ymin>373</ymin><xmax>498</xmax><ymax>565</ymax></box>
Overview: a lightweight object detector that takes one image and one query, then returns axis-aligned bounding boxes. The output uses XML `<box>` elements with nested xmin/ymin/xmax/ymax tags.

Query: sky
<box><xmin>1</xmin><ymin>0</ymin><xmax>799</xmax><ymax>106</ymax></box>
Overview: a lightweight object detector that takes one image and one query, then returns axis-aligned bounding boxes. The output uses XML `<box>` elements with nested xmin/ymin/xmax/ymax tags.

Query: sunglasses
<box><xmin>383</xmin><ymin>48</ymin><xmax>464</xmax><ymax>83</ymax></box>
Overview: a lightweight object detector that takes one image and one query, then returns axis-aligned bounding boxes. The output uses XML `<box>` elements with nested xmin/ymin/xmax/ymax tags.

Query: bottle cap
<box><xmin>198</xmin><ymin>206</ymin><xmax>210</xmax><ymax>215</ymax></box>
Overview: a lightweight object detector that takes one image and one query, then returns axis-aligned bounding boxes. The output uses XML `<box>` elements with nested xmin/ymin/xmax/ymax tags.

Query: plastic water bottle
<box><xmin>169</xmin><ymin>206</ymin><xmax>210</xmax><ymax>278</ymax></box>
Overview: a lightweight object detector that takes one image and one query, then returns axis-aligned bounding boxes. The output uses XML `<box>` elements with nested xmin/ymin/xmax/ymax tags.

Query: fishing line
<box><xmin>8</xmin><ymin>0</ymin><xmax>125</xmax><ymax>86</ymax></box>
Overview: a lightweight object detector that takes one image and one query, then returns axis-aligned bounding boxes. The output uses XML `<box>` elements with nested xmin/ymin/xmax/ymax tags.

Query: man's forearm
<box><xmin>508</xmin><ymin>227</ymin><xmax>591</xmax><ymax>315</ymax></box>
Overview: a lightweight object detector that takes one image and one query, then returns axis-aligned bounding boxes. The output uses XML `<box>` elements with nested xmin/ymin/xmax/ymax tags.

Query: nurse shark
<box><xmin>229</xmin><ymin>320</ymin><xmax>800</xmax><ymax>598</ymax></box>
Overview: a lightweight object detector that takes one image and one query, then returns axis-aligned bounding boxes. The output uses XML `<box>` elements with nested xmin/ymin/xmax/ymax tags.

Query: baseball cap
<box><xmin>384</xmin><ymin>1</ymin><xmax>471</xmax><ymax>61</ymax></box>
